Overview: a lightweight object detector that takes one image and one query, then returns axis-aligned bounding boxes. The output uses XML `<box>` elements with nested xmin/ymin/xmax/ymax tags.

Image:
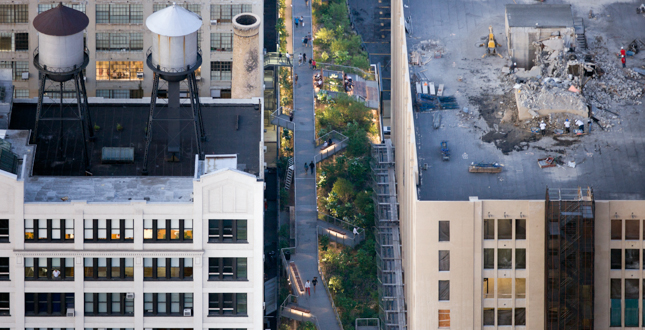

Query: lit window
<box><xmin>438</xmin><ymin>309</ymin><xmax>450</xmax><ymax>328</ymax></box>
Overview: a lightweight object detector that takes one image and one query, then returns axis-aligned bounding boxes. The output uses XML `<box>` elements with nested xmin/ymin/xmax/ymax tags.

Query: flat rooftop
<box><xmin>406</xmin><ymin>0</ymin><xmax>645</xmax><ymax>201</ymax></box>
<box><xmin>505</xmin><ymin>4</ymin><xmax>573</xmax><ymax>28</ymax></box>
<box><xmin>5</xmin><ymin>101</ymin><xmax>262</xmax><ymax>203</ymax></box>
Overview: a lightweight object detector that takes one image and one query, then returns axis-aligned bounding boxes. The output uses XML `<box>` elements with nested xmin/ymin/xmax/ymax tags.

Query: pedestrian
<box><xmin>305</xmin><ymin>280</ymin><xmax>311</xmax><ymax>296</ymax></box>
<box><xmin>308</xmin><ymin>58</ymin><xmax>313</xmax><ymax>69</ymax></box>
<box><xmin>304</xmin><ymin>162</ymin><xmax>308</xmax><ymax>174</ymax></box>
<box><xmin>312</xmin><ymin>59</ymin><xmax>317</xmax><ymax>70</ymax></box>
<box><xmin>622</xmin><ymin>55</ymin><xmax>626</xmax><ymax>68</ymax></box>
<box><xmin>289</xmin><ymin>112</ymin><xmax>294</xmax><ymax>122</ymax></box>
<box><xmin>300</xmin><ymin>16</ymin><xmax>305</xmax><ymax>27</ymax></box>
<box><xmin>298</xmin><ymin>53</ymin><xmax>303</xmax><ymax>66</ymax></box>
<box><xmin>294</xmin><ymin>73</ymin><xmax>298</xmax><ymax>85</ymax></box>
<box><xmin>304</xmin><ymin>37</ymin><xmax>309</xmax><ymax>48</ymax></box>
<box><xmin>312</xmin><ymin>277</ymin><xmax>318</xmax><ymax>293</ymax></box>
<box><xmin>353</xmin><ymin>227</ymin><xmax>359</xmax><ymax>237</ymax></box>
<box><xmin>278</xmin><ymin>52</ymin><xmax>282</xmax><ymax>60</ymax></box>
<box><xmin>309</xmin><ymin>161</ymin><xmax>314</xmax><ymax>174</ymax></box>
<box><xmin>286</xmin><ymin>53</ymin><xmax>291</xmax><ymax>65</ymax></box>
<box><xmin>303</xmin><ymin>53</ymin><xmax>307</xmax><ymax>63</ymax></box>
<box><xmin>305</xmin><ymin>0</ymin><xmax>309</xmax><ymax>7</ymax></box>
<box><xmin>539</xmin><ymin>121</ymin><xmax>546</xmax><ymax>136</ymax></box>
<box><xmin>294</xmin><ymin>16</ymin><xmax>299</xmax><ymax>28</ymax></box>
<box><xmin>588</xmin><ymin>118</ymin><xmax>593</xmax><ymax>132</ymax></box>
<box><xmin>564</xmin><ymin>119</ymin><xmax>570</xmax><ymax>134</ymax></box>
<box><xmin>302</xmin><ymin>37</ymin><xmax>306</xmax><ymax>47</ymax></box>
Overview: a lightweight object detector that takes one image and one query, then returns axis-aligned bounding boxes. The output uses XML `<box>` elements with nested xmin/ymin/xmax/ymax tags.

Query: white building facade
<box><xmin>0</xmin><ymin>164</ymin><xmax>264</xmax><ymax>330</ymax></box>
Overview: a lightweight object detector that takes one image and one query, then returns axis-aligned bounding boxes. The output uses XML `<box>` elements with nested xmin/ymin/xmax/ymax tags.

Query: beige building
<box><xmin>0</xmin><ymin>0</ymin><xmax>263</xmax><ymax>99</ymax></box>
<box><xmin>391</xmin><ymin>0</ymin><xmax>645</xmax><ymax>329</ymax></box>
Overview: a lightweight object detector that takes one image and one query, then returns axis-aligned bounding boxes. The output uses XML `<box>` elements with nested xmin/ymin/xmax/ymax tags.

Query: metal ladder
<box><xmin>285</xmin><ymin>158</ymin><xmax>294</xmax><ymax>190</ymax></box>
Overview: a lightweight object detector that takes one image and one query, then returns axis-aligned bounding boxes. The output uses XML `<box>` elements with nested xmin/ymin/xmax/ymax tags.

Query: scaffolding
<box><xmin>371</xmin><ymin>140</ymin><xmax>406</xmax><ymax>330</ymax></box>
<box><xmin>545</xmin><ymin>187</ymin><xmax>595</xmax><ymax>330</ymax></box>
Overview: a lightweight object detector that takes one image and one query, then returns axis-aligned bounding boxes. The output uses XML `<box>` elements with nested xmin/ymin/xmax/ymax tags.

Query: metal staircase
<box><xmin>284</xmin><ymin>158</ymin><xmax>294</xmax><ymax>190</ymax></box>
<box><xmin>574</xmin><ymin>18</ymin><xmax>587</xmax><ymax>50</ymax></box>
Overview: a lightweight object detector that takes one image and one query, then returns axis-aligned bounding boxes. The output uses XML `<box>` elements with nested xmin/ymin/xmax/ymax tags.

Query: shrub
<box><xmin>315</xmin><ymin>27</ymin><xmax>336</xmax><ymax>45</ymax></box>
<box><xmin>331</xmin><ymin>178</ymin><xmax>354</xmax><ymax>204</ymax></box>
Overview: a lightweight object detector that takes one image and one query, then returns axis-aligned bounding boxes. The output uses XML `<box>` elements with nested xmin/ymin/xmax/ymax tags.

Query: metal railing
<box><xmin>271</xmin><ymin>107</ymin><xmax>296</xmax><ymax>131</ymax></box>
<box><xmin>279</xmin><ymin>294</ymin><xmax>322</xmax><ymax>329</ymax></box>
<box><xmin>356</xmin><ymin>318</ymin><xmax>380</xmax><ymax>329</ymax></box>
<box><xmin>314</xmin><ymin>143</ymin><xmax>346</xmax><ymax>163</ymax></box>
<box><xmin>281</xmin><ymin>247</ymin><xmax>300</xmax><ymax>295</ymax></box>
<box><xmin>316</xmin><ymin>62</ymin><xmax>375</xmax><ymax>81</ymax></box>
<box><xmin>315</xmin><ymin>130</ymin><xmax>348</xmax><ymax>147</ymax></box>
<box><xmin>318</xmin><ymin>213</ymin><xmax>366</xmax><ymax>248</ymax></box>
<box><xmin>316</xmin><ymin>227</ymin><xmax>346</xmax><ymax>330</ymax></box>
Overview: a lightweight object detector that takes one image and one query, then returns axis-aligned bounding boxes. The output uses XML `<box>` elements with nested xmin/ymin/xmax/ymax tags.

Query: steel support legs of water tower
<box><xmin>141</xmin><ymin>72</ymin><xmax>206</xmax><ymax>175</ymax></box>
<box><xmin>32</xmin><ymin>70</ymin><xmax>95</xmax><ymax>172</ymax></box>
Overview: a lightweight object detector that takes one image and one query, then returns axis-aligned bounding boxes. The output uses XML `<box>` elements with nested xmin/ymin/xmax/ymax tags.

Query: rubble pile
<box><xmin>515</xmin><ymin>79</ymin><xmax>587</xmax><ymax>120</ymax></box>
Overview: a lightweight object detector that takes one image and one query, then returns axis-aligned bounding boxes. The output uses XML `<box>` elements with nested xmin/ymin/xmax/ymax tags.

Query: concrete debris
<box><xmin>515</xmin><ymin>81</ymin><xmax>587</xmax><ymax>120</ymax></box>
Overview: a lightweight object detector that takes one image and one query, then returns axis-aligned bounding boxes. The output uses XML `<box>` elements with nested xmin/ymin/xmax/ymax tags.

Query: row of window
<box><xmin>483</xmin><ymin>219</ymin><xmax>526</xmax><ymax>240</ymax></box>
<box><xmin>13</xmin><ymin>219</ymin><xmax>247</xmax><ymax>243</ymax></box>
<box><xmin>483</xmin><ymin>277</ymin><xmax>526</xmax><ymax>299</ymax></box>
<box><xmin>610</xmin><ymin>278</ymin><xmax>644</xmax><ymax>327</ymax></box>
<box><xmin>0</xmin><ymin>32</ymin><xmax>28</xmax><ymax>52</ymax></box>
<box><xmin>37</xmin><ymin>3</ymin><xmax>85</xmax><ymax>14</ymax></box>
<box><xmin>483</xmin><ymin>308</ymin><xmax>526</xmax><ymax>326</ymax></box>
<box><xmin>1</xmin><ymin>292</ymin><xmax>248</xmax><ymax>317</ymax></box>
<box><xmin>484</xmin><ymin>248</ymin><xmax>526</xmax><ymax>269</ymax></box>
<box><xmin>96</xmin><ymin>89</ymin><xmax>144</xmax><ymax>99</ymax></box>
<box><xmin>11</xmin><ymin>257</ymin><xmax>246</xmax><ymax>281</ymax></box>
<box><xmin>611</xmin><ymin>249</ymin><xmax>645</xmax><ymax>269</ymax></box>
<box><xmin>611</xmin><ymin>219</ymin><xmax>645</xmax><ymax>240</ymax></box>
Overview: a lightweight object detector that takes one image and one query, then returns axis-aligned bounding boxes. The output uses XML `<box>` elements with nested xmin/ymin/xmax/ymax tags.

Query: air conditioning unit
<box><xmin>21</xmin><ymin>72</ymin><xmax>28</xmax><ymax>80</ymax></box>
<box><xmin>66</xmin><ymin>308</ymin><xmax>75</xmax><ymax>317</ymax></box>
<box><xmin>183</xmin><ymin>308</ymin><xmax>192</xmax><ymax>316</ymax></box>
<box><xmin>210</xmin><ymin>19</ymin><xmax>218</xmax><ymax>25</ymax></box>
<box><xmin>136</xmin><ymin>71</ymin><xmax>144</xmax><ymax>79</ymax></box>
<box><xmin>126</xmin><ymin>292</ymin><xmax>134</xmax><ymax>299</ymax></box>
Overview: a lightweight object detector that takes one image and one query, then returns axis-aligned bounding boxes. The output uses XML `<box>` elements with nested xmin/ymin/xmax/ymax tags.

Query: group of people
<box><xmin>343</xmin><ymin>73</ymin><xmax>354</xmax><ymax>92</ymax></box>
<box><xmin>302</xmin><ymin>33</ymin><xmax>312</xmax><ymax>48</ymax></box>
<box><xmin>304</xmin><ymin>161</ymin><xmax>315</xmax><ymax>174</ymax></box>
<box><xmin>539</xmin><ymin>118</ymin><xmax>592</xmax><ymax>136</ymax></box>
<box><xmin>313</xmin><ymin>73</ymin><xmax>323</xmax><ymax>89</ymax></box>
<box><xmin>304</xmin><ymin>277</ymin><xmax>318</xmax><ymax>296</ymax></box>
<box><xmin>322</xmin><ymin>138</ymin><xmax>334</xmax><ymax>148</ymax></box>
<box><xmin>294</xmin><ymin>15</ymin><xmax>305</xmax><ymax>28</ymax></box>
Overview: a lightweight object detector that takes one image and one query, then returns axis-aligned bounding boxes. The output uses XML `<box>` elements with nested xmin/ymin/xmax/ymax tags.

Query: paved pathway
<box><xmin>288</xmin><ymin>0</ymin><xmax>342</xmax><ymax>329</ymax></box>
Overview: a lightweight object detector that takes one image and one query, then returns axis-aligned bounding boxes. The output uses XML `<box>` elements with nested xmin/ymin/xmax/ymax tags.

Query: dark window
<box><xmin>625</xmin><ymin>279</ymin><xmax>639</xmax><ymax>327</ymax></box>
<box><xmin>438</xmin><ymin>280</ymin><xmax>449</xmax><ymax>301</ymax></box>
<box><xmin>84</xmin><ymin>258</ymin><xmax>134</xmax><ymax>280</ymax></box>
<box><xmin>498</xmin><ymin>220</ymin><xmax>512</xmax><ymax>239</ymax></box>
<box><xmin>515</xmin><ymin>219</ymin><xmax>526</xmax><ymax>240</ymax></box>
<box><xmin>611</xmin><ymin>220</ymin><xmax>622</xmax><ymax>240</ymax></box>
<box><xmin>209</xmin><ymin>258</ymin><xmax>247</xmax><ymax>280</ymax></box>
<box><xmin>144</xmin><ymin>258</ymin><xmax>193</xmax><ymax>280</ymax></box>
<box><xmin>14</xmin><ymin>32</ymin><xmax>27</xmax><ymax>51</ymax></box>
<box><xmin>208</xmin><ymin>293</ymin><xmax>247</xmax><ymax>316</ymax></box>
<box><xmin>144</xmin><ymin>219</ymin><xmax>193</xmax><ymax>242</ymax></box>
<box><xmin>0</xmin><ymin>293</ymin><xmax>8</xmax><ymax>315</ymax></box>
<box><xmin>24</xmin><ymin>293</ymin><xmax>74</xmax><ymax>316</ymax></box>
<box><xmin>626</xmin><ymin>249</ymin><xmax>639</xmax><ymax>269</ymax></box>
<box><xmin>498</xmin><ymin>308</ymin><xmax>512</xmax><ymax>326</ymax></box>
<box><xmin>611</xmin><ymin>249</ymin><xmax>622</xmax><ymax>270</ymax></box>
<box><xmin>483</xmin><ymin>308</ymin><xmax>495</xmax><ymax>325</ymax></box>
<box><xmin>438</xmin><ymin>251</ymin><xmax>449</xmax><ymax>271</ymax></box>
<box><xmin>210</xmin><ymin>4</ymin><xmax>252</xmax><ymax>22</ymax></box>
<box><xmin>483</xmin><ymin>278</ymin><xmax>494</xmax><ymax>298</ymax></box>
<box><xmin>25</xmin><ymin>257</ymin><xmax>74</xmax><ymax>280</ymax></box>
<box><xmin>84</xmin><ymin>219</ymin><xmax>133</xmax><ymax>242</ymax></box>
<box><xmin>516</xmin><ymin>249</ymin><xmax>526</xmax><ymax>269</ymax></box>
<box><xmin>0</xmin><ymin>4</ymin><xmax>28</xmax><ymax>23</ymax></box>
<box><xmin>25</xmin><ymin>219</ymin><xmax>74</xmax><ymax>242</ymax></box>
<box><xmin>84</xmin><ymin>293</ymin><xmax>134</xmax><ymax>316</ymax></box>
<box><xmin>483</xmin><ymin>219</ymin><xmax>494</xmax><ymax>239</ymax></box>
<box><xmin>514</xmin><ymin>308</ymin><xmax>526</xmax><ymax>326</ymax></box>
<box><xmin>210</xmin><ymin>61</ymin><xmax>232</xmax><ymax>81</ymax></box>
<box><xmin>0</xmin><ymin>219</ymin><xmax>7</xmax><ymax>242</ymax></box>
<box><xmin>498</xmin><ymin>249</ymin><xmax>512</xmax><ymax>269</ymax></box>
<box><xmin>0</xmin><ymin>258</ymin><xmax>7</xmax><ymax>279</ymax></box>
<box><xmin>208</xmin><ymin>220</ymin><xmax>248</xmax><ymax>243</ymax></box>
<box><xmin>96</xmin><ymin>32</ymin><xmax>143</xmax><ymax>52</ymax></box>
<box><xmin>611</xmin><ymin>279</ymin><xmax>621</xmax><ymax>327</ymax></box>
<box><xmin>144</xmin><ymin>293</ymin><xmax>193</xmax><ymax>316</ymax></box>
<box><xmin>484</xmin><ymin>249</ymin><xmax>494</xmax><ymax>269</ymax></box>
<box><xmin>438</xmin><ymin>221</ymin><xmax>449</xmax><ymax>242</ymax></box>
<box><xmin>626</xmin><ymin>220</ymin><xmax>640</xmax><ymax>240</ymax></box>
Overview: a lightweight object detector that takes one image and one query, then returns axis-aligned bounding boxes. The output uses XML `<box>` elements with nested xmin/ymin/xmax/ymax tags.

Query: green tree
<box><xmin>297</xmin><ymin>321</ymin><xmax>316</xmax><ymax>330</ymax></box>
<box><xmin>315</xmin><ymin>27</ymin><xmax>336</xmax><ymax>45</ymax></box>
<box><xmin>331</xmin><ymin>178</ymin><xmax>354</xmax><ymax>204</ymax></box>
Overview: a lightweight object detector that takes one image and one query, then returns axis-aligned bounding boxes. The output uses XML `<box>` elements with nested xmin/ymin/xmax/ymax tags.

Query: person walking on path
<box><xmin>302</xmin><ymin>53</ymin><xmax>307</xmax><ymax>64</ymax></box>
<box><xmin>300</xmin><ymin>16</ymin><xmax>305</xmax><ymax>27</ymax></box>
<box><xmin>564</xmin><ymin>119</ymin><xmax>570</xmax><ymax>134</ymax></box>
<box><xmin>308</xmin><ymin>58</ymin><xmax>313</xmax><ymax>69</ymax></box>
<box><xmin>289</xmin><ymin>111</ymin><xmax>294</xmax><ymax>122</ymax></box>
<box><xmin>305</xmin><ymin>280</ymin><xmax>311</xmax><ymax>296</ymax></box>
<box><xmin>312</xmin><ymin>59</ymin><xmax>317</xmax><ymax>70</ymax></box>
<box><xmin>302</xmin><ymin>36</ymin><xmax>307</xmax><ymax>47</ymax></box>
<box><xmin>309</xmin><ymin>161</ymin><xmax>314</xmax><ymax>174</ymax></box>
<box><xmin>298</xmin><ymin>53</ymin><xmax>303</xmax><ymax>66</ymax></box>
<box><xmin>294</xmin><ymin>73</ymin><xmax>298</xmax><ymax>85</ymax></box>
<box><xmin>304</xmin><ymin>36</ymin><xmax>309</xmax><ymax>48</ymax></box>
<box><xmin>294</xmin><ymin>16</ymin><xmax>299</xmax><ymax>28</ymax></box>
<box><xmin>305</xmin><ymin>0</ymin><xmax>309</xmax><ymax>7</ymax></box>
<box><xmin>286</xmin><ymin>53</ymin><xmax>291</xmax><ymax>65</ymax></box>
<box><xmin>312</xmin><ymin>277</ymin><xmax>318</xmax><ymax>293</ymax></box>
<box><xmin>304</xmin><ymin>162</ymin><xmax>308</xmax><ymax>174</ymax></box>
<box><xmin>539</xmin><ymin>121</ymin><xmax>546</xmax><ymax>136</ymax></box>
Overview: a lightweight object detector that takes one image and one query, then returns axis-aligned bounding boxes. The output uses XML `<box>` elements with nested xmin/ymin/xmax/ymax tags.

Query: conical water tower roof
<box><xmin>146</xmin><ymin>3</ymin><xmax>202</xmax><ymax>37</ymax></box>
<box><xmin>33</xmin><ymin>3</ymin><xmax>89</xmax><ymax>36</ymax></box>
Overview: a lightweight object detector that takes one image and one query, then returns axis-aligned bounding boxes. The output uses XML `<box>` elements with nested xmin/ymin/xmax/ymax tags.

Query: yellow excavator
<box><xmin>482</xmin><ymin>25</ymin><xmax>503</xmax><ymax>58</ymax></box>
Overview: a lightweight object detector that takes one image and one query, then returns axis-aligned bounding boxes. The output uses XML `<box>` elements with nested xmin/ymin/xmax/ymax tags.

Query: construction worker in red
<box><xmin>622</xmin><ymin>55</ymin><xmax>626</xmax><ymax>68</ymax></box>
<box><xmin>621</xmin><ymin>46</ymin><xmax>626</xmax><ymax>68</ymax></box>
<box><xmin>621</xmin><ymin>46</ymin><xmax>626</xmax><ymax>57</ymax></box>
